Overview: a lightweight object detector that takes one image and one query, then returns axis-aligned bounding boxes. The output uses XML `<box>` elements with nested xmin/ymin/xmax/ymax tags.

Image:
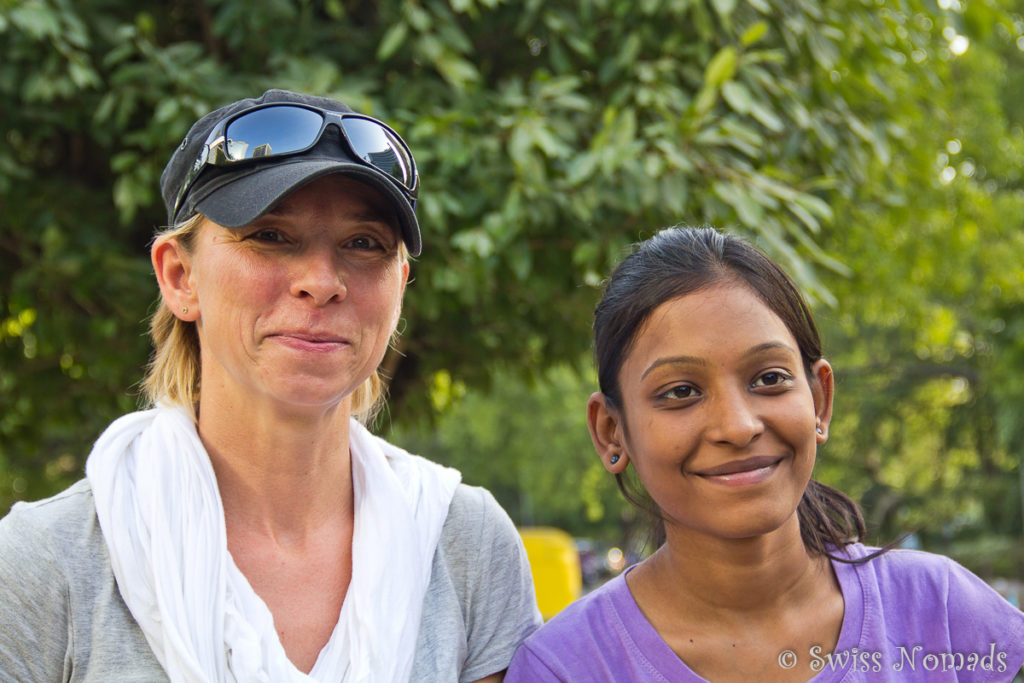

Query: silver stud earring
<box><xmin>816</xmin><ymin>426</ymin><xmax>824</xmax><ymax>435</ymax></box>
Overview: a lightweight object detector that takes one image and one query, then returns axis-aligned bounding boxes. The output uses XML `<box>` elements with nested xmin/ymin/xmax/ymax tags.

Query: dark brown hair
<box><xmin>593</xmin><ymin>226</ymin><xmax>871</xmax><ymax>559</ymax></box>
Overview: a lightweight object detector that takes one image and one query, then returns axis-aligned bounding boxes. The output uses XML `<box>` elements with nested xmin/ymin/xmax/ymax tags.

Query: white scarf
<box><xmin>86</xmin><ymin>406</ymin><xmax>460</xmax><ymax>683</ymax></box>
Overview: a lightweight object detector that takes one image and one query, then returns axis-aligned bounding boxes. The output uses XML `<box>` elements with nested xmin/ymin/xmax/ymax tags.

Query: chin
<box><xmin>684</xmin><ymin>503</ymin><xmax>802</xmax><ymax>543</ymax></box>
<box><xmin>268</xmin><ymin>380</ymin><xmax>355</xmax><ymax>410</ymax></box>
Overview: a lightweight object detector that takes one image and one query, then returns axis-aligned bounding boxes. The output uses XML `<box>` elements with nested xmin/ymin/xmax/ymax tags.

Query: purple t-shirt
<box><xmin>506</xmin><ymin>543</ymin><xmax>1024</xmax><ymax>682</ymax></box>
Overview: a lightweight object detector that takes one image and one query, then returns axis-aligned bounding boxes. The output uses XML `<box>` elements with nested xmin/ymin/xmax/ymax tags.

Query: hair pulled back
<box><xmin>593</xmin><ymin>226</ymin><xmax>866</xmax><ymax>556</ymax></box>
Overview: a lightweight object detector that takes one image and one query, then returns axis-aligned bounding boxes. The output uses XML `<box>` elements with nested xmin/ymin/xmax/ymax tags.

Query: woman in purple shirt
<box><xmin>507</xmin><ymin>226</ymin><xmax>1024</xmax><ymax>682</ymax></box>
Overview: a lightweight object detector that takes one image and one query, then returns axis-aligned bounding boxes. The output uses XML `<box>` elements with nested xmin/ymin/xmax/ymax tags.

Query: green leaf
<box><xmin>508</xmin><ymin>241</ymin><xmax>532</xmax><ymax>280</ymax></box>
<box><xmin>152</xmin><ymin>98</ymin><xmax>179</xmax><ymax>124</ymax></box>
<box><xmin>748</xmin><ymin>100</ymin><xmax>784</xmax><ymax>133</ymax></box>
<box><xmin>791</xmin><ymin>193</ymin><xmax>833</xmax><ymax>221</ymax></box>
<box><xmin>713</xmin><ymin>180</ymin><xmax>764</xmax><ymax>228</ymax></box>
<box><xmin>710</xmin><ymin>0</ymin><xmax>737</xmax><ymax>19</ymax></box>
<box><xmin>808</xmin><ymin>31</ymin><xmax>839</xmax><ymax>71</ymax></box>
<box><xmin>741</xmin><ymin>21</ymin><xmax>769</xmax><ymax>47</ymax></box>
<box><xmin>566</xmin><ymin>151</ymin><xmax>598</xmax><ymax>185</ymax></box>
<box><xmin>693</xmin><ymin>85</ymin><xmax>719</xmax><ymax>118</ymax></box>
<box><xmin>451</xmin><ymin>229</ymin><xmax>494</xmax><ymax>257</ymax></box>
<box><xmin>68</xmin><ymin>59</ymin><xmax>99</xmax><ymax>89</ymax></box>
<box><xmin>403</xmin><ymin>2</ymin><xmax>431</xmax><ymax>31</ymax></box>
<box><xmin>377</xmin><ymin>23</ymin><xmax>409</xmax><ymax>61</ymax></box>
<box><xmin>721</xmin><ymin>81</ymin><xmax>753</xmax><ymax>114</ymax></box>
<box><xmin>654</xmin><ymin>139</ymin><xmax>696</xmax><ymax>173</ymax></box>
<box><xmin>704</xmin><ymin>46</ymin><xmax>738</xmax><ymax>87</ymax></box>
<box><xmin>786</xmin><ymin>199</ymin><xmax>820</xmax><ymax>234</ymax></box>
<box><xmin>434</xmin><ymin>54</ymin><xmax>480</xmax><ymax>88</ymax></box>
<box><xmin>10</xmin><ymin>2</ymin><xmax>62</xmax><ymax>39</ymax></box>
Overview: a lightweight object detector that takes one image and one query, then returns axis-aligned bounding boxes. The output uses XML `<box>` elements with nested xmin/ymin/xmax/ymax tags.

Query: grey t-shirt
<box><xmin>0</xmin><ymin>479</ymin><xmax>541</xmax><ymax>682</ymax></box>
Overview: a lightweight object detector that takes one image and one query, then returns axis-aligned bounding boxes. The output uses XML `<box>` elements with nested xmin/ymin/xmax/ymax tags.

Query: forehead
<box><xmin>625</xmin><ymin>283</ymin><xmax>799</xmax><ymax>370</ymax></box>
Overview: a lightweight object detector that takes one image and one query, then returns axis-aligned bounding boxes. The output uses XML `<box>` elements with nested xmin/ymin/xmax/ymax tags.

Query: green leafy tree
<box><xmin>387</xmin><ymin>364</ymin><xmax>634</xmax><ymax>542</ymax></box>
<box><xmin>814</xmin><ymin>0</ymin><xmax>1024</xmax><ymax>577</ymax></box>
<box><xmin>385</xmin><ymin>0</ymin><xmax>1024</xmax><ymax>573</ymax></box>
<box><xmin>2</xmin><ymin>0</ymin><xmax>1021</xmax><ymax>560</ymax></box>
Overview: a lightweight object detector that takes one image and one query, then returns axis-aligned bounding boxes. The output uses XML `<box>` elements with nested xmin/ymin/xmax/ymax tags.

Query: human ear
<box><xmin>810</xmin><ymin>359</ymin><xmax>835</xmax><ymax>443</ymax></box>
<box><xmin>398</xmin><ymin>260</ymin><xmax>410</xmax><ymax>299</ymax></box>
<box><xmin>390</xmin><ymin>260</ymin><xmax>410</xmax><ymax>326</ymax></box>
<box><xmin>151</xmin><ymin>236</ymin><xmax>198</xmax><ymax>321</ymax></box>
<box><xmin>587</xmin><ymin>392</ymin><xmax>629</xmax><ymax>473</ymax></box>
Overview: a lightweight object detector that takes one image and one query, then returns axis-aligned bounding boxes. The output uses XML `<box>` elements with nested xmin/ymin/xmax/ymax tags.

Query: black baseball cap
<box><xmin>159</xmin><ymin>89</ymin><xmax>422</xmax><ymax>256</ymax></box>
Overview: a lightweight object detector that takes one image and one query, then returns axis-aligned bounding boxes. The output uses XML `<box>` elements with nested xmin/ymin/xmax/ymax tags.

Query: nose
<box><xmin>704</xmin><ymin>385</ymin><xmax>764</xmax><ymax>447</ymax></box>
<box><xmin>290</xmin><ymin>247</ymin><xmax>346</xmax><ymax>306</ymax></box>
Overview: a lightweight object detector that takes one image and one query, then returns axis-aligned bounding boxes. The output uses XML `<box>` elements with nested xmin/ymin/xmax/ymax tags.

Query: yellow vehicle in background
<box><xmin>518</xmin><ymin>526</ymin><xmax>582</xmax><ymax>621</ymax></box>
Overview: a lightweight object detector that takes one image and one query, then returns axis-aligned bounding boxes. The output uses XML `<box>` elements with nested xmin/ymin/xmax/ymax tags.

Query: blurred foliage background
<box><xmin>2</xmin><ymin>0</ymin><xmax>1023</xmax><ymax>577</ymax></box>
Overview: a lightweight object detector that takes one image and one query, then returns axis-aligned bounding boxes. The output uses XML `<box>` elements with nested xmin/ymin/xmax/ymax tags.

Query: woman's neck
<box><xmin>631</xmin><ymin>515</ymin><xmax>833</xmax><ymax>623</ymax></box>
<box><xmin>627</xmin><ymin>515</ymin><xmax>845</xmax><ymax>682</ymax></box>
<box><xmin>196</xmin><ymin>393</ymin><xmax>355</xmax><ymax>544</ymax></box>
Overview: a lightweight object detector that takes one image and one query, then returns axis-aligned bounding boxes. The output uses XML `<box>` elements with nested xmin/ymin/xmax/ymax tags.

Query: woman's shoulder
<box><xmin>434</xmin><ymin>483</ymin><xmax>526</xmax><ymax>584</ymax></box>
<box><xmin>0</xmin><ymin>478</ymin><xmax>109</xmax><ymax>590</ymax></box>
<box><xmin>0</xmin><ymin>479</ymin><xmax>100</xmax><ymax>548</ymax></box>
<box><xmin>0</xmin><ymin>480</ymin><xmax>99</xmax><ymax>610</ymax></box>
<box><xmin>447</xmin><ymin>481</ymin><xmax>502</xmax><ymax>511</ymax></box>
<box><xmin>836</xmin><ymin>542</ymin><xmax>990</xmax><ymax>594</ymax></box>
<box><xmin>0</xmin><ymin>480</ymin><xmax>166</xmax><ymax>681</ymax></box>
<box><xmin>834</xmin><ymin>542</ymin><xmax>1024</xmax><ymax>671</ymax></box>
<box><xmin>507</xmin><ymin>573</ymin><xmax>653</xmax><ymax>682</ymax></box>
<box><xmin>520</xmin><ymin>573</ymin><xmax>638</xmax><ymax>663</ymax></box>
<box><xmin>441</xmin><ymin>483</ymin><xmax>512</xmax><ymax>539</ymax></box>
<box><xmin>417</xmin><ymin>483</ymin><xmax>542</xmax><ymax>681</ymax></box>
<box><xmin>527</xmin><ymin>571</ymin><xmax>629</xmax><ymax>640</ymax></box>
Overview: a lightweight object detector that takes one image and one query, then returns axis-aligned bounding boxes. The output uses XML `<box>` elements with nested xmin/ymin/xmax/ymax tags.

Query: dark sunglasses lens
<box><xmin>223</xmin><ymin>106</ymin><xmax>324</xmax><ymax>160</ymax></box>
<box><xmin>340</xmin><ymin>118</ymin><xmax>413</xmax><ymax>189</ymax></box>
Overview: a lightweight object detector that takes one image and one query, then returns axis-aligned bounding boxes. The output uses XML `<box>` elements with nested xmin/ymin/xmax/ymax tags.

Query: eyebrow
<box><xmin>639</xmin><ymin>341</ymin><xmax>798</xmax><ymax>380</ymax></box>
<box><xmin>640</xmin><ymin>355</ymin><xmax>706</xmax><ymax>380</ymax></box>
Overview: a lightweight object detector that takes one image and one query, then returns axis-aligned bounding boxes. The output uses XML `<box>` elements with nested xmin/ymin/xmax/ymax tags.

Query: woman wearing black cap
<box><xmin>0</xmin><ymin>90</ymin><xmax>541</xmax><ymax>682</ymax></box>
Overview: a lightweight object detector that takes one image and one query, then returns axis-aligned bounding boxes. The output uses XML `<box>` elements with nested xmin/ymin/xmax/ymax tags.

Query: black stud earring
<box><xmin>610</xmin><ymin>454</ymin><xmax>620</xmax><ymax>465</ymax></box>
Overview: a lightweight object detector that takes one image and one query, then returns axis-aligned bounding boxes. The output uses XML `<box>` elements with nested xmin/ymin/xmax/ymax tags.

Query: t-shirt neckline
<box><xmin>610</xmin><ymin>545</ymin><xmax>868</xmax><ymax>682</ymax></box>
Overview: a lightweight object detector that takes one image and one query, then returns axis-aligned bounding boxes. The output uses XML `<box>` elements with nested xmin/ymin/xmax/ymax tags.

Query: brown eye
<box><xmin>659</xmin><ymin>385</ymin><xmax>699</xmax><ymax>401</ymax></box>
<box><xmin>753</xmin><ymin>371</ymin><xmax>793</xmax><ymax>388</ymax></box>
<box><xmin>346</xmin><ymin>235</ymin><xmax>382</xmax><ymax>250</ymax></box>
<box><xmin>247</xmin><ymin>229</ymin><xmax>285</xmax><ymax>243</ymax></box>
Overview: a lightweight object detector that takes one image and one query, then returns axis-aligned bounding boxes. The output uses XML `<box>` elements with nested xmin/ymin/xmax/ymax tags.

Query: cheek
<box><xmin>793</xmin><ymin>396</ymin><xmax>821</xmax><ymax>443</ymax></box>
<box><xmin>621</xmin><ymin>413</ymin><xmax>686</xmax><ymax>475</ymax></box>
<box><xmin>789</xmin><ymin>408</ymin><xmax>820</xmax><ymax>481</ymax></box>
<box><xmin>360</xmin><ymin>268</ymin><xmax>406</xmax><ymax>327</ymax></box>
<box><xmin>200</xmin><ymin>257</ymin><xmax>281</xmax><ymax>314</ymax></box>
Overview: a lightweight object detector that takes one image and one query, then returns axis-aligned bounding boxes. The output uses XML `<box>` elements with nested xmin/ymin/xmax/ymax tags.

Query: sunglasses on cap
<box><xmin>172</xmin><ymin>103</ymin><xmax>419</xmax><ymax>223</ymax></box>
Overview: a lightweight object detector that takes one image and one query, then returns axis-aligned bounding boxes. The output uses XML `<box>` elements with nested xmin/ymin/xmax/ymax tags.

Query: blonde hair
<box><xmin>142</xmin><ymin>214</ymin><xmax>406</xmax><ymax>425</ymax></box>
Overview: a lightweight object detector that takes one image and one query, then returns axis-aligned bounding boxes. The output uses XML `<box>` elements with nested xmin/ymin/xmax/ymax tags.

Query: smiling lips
<box><xmin>270</xmin><ymin>332</ymin><xmax>350</xmax><ymax>353</ymax></box>
<box><xmin>694</xmin><ymin>455</ymin><xmax>785</xmax><ymax>487</ymax></box>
